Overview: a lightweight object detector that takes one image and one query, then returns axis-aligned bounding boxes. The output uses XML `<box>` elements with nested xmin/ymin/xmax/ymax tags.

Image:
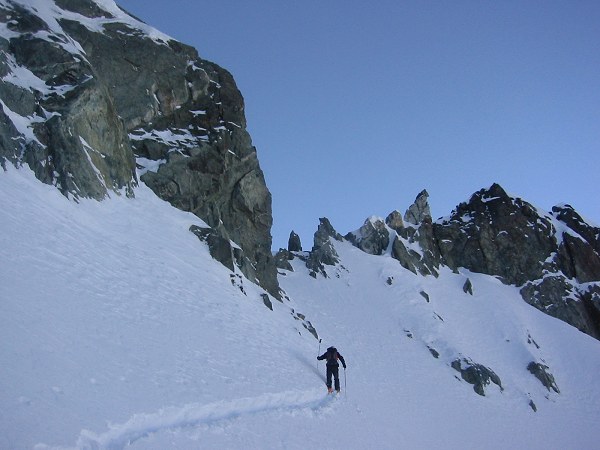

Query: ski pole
<box><xmin>318</xmin><ymin>338</ymin><xmax>322</xmax><ymax>355</ymax></box>
<box><xmin>317</xmin><ymin>339</ymin><xmax>322</xmax><ymax>369</ymax></box>
<box><xmin>344</xmin><ymin>368</ymin><xmax>347</xmax><ymax>397</ymax></box>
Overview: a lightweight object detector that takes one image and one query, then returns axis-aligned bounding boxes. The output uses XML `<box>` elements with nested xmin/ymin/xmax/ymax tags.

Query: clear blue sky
<box><xmin>117</xmin><ymin>0</ymin><xmax>600</xmax><ymax>250</ymax></box>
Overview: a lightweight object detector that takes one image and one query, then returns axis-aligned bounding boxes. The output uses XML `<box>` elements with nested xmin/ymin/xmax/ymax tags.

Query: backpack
<box><xmin>327</xmin><ymin>347</ymin><xmax>338</xmax><ymax>364</ymax></box>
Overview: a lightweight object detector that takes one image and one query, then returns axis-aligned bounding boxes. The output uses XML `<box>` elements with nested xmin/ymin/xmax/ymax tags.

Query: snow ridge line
<box><xmin>40</xmin><ymin>389</ymin><xmax>335</xmax><ymax>450</ymax></box>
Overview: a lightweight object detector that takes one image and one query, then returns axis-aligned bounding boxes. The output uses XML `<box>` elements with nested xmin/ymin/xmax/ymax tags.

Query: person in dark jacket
<box><xmin>317</xmin><ymin>346</ymin><xmax>347</xmax><ymax>393</ymax></box>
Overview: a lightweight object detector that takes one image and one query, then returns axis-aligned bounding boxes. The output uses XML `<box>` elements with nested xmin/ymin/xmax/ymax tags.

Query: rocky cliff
<box><xmin>433</xmin><ymin>184</ymin><xmax>600</xmax><ymax>339</ymax></box>
<box><xmin>0</xmin><ymin>0</ymin><xmax>278</xmax><ymax>296</ymax></box>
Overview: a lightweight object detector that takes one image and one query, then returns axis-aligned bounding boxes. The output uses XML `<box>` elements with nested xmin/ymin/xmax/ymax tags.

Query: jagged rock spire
<box><xmin>306</xmin><ymin>218</ymin><xmax>343</xmax><ymax>277</ymax></box>
<box><xmin>385</xmin><ymin>210</ymin><xmax>404</xmax><ymax>232</ymax></box>
<box><xmin>404</xmin><ymin>190</ymin><xmax>432</xmax><ymax>225</ymax></box>
<box><xmin>287</xmin><ymin>231</ymin><xmax>302</xmax><ymax>252</ymax></box>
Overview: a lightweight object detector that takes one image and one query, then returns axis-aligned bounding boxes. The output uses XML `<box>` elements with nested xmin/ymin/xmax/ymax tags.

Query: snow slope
<box><xmin>1</xmin><ymin>166</ymin><xmax>600</xmax><ymax>449</ymax></box>
<box><xmin>0</xmin><ymin>167</ymin><xmax>321</xmax><ymax>449</ymax></box>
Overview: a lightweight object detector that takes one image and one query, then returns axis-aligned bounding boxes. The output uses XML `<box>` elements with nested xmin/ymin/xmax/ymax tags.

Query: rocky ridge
<box><xmin>277</xmin><ymin>184</ymin><xmax>600</xmax><ymax>340</ymax></box>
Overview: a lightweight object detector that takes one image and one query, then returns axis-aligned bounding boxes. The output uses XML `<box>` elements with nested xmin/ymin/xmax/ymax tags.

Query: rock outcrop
<box><xmin>288</xmin><ymin>231</ymin><xmax>302</xmax><ymax>252</ymax></box>
<box><xmin>0</xmin><ymin>0</ymin><xmax>279</xmax><ymax>297</ymax></box>
<box><xmin>433</xmin><ymin>184</ymin><xmax>600</xmax><ymax>339</ymax></box>
<box><xmin>306</xmin><ymin>218</ymin><xmax>343</xmax><ymax>278</ymax></box>
<box><xmin>345</xmin><ymin>217</ymin><xmax>390</xmax><ymax>256</ymax></box>
<box><xmin>527</xmin><ymin>361</ymin><xmax>560</xmax><ymax>393</ymax></box>
<box><xmin>404</xmin><ymin>189</ymin><xmax>431</xmax><ymax>225</ymax></box>
<box><xmin>451</xmin><ymin>357</ymin><xmax>503</xmax><ymax>396</ymax></box>
<box><xmin>434</xmin><ymin>184</ymin><xmax>556</xmax><ymax>285</ymax></box>
<box><xmin>390</xmin><ymin>190</ymin><xmax>441</xmax><ymax>276</ymax></box>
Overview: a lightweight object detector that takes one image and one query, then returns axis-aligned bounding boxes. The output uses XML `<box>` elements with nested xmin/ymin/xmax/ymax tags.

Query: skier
<box><xmin>317</xmin><ymin>346</ymin><xmax>347</xmax><ymax>393</ymax></box>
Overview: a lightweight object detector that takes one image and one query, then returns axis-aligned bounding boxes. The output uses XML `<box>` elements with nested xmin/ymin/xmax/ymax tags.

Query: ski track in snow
<box><xmin>38</xmin><ymin>389</ymin><xmax>336</xmax><ymax>450</ymax></box>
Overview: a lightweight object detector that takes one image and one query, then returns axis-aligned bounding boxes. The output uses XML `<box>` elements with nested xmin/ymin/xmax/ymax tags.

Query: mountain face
<box><xmin>286</xmin><ymin>184</ymin><xmax>600</xmax><ymax>340</ymax></box>
<box><xmin>2</xmin><ymin>4</ymin><xmax>600</xmax><ymax>448</ymax></box>
<box><xmin>2</xmin><ymin>0</ymin><xmax>599</xmax><ymax>340</ymax></box>
<box><xmin>0</xmin><ymin>0</ymin><xmax>278</xmax><ymax>297</ymax></box>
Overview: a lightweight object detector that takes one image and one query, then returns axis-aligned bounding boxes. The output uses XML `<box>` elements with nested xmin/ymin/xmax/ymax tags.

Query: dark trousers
<box><xmin>326</xmin><ymin>365</ymin><xmax>340</xmax><ymax>390</ymax></box>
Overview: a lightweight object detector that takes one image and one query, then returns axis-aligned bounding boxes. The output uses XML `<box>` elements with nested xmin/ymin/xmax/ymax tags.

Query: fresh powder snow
<box><xmin>1</xmin><ymin>166</ymin><xmax>600</xmax><ymax>449</ymax></box>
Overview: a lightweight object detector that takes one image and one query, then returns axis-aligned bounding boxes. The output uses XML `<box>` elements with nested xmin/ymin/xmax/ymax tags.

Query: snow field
<box><xmin>1</xmin><ymin>167</ymin><xmax>323</xmax><ymax>449</ymax></box>
<box><xmin>2</xmin><ymin>166</ymin><xmax>600</xmax><ymax>449</ymax></box>
<box><xmin>280</xmin><ymin>242</ymin><xmax>600</xmax><ymax>449</ymax></box>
